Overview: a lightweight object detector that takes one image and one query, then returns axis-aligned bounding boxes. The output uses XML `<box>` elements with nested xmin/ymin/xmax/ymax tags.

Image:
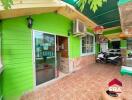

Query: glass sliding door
<box><xmin>34</xmin><ymin>31</ymin><xmax>56</xmax><ymax>85</ymax></box>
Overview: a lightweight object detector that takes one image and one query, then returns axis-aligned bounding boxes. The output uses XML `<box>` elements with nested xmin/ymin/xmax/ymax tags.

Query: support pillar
<box><xmin>120</xmin><ymin>39</ymin><xmax>127</xmax><ymax>66</ymax></box>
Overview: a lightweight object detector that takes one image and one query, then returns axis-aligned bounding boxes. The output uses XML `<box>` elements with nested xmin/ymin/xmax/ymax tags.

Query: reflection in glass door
<box><xmin>34</xmin><ymin>31</ymin><xmax>56</xmax><ymax>85</ymax></box>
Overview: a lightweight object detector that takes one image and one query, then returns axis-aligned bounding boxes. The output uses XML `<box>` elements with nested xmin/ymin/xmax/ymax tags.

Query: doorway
<box><xmin>56</xmin><ymin>36</ymin><xmax>69</xmax><ymax>77</ymax></box>
<box><xmin>110</xmin><ymin>40</ymin><xmax>120</xmax><ymax>49</ymax></box>
<box><xmin>33</xmin><ymin>30</ymin><xmax>69</xmax><ymax>86</ymax></box>
<box><xmin>34</xmin><ymin>31</ymin><xmax>56</xmax><ymax>85</ymax></box>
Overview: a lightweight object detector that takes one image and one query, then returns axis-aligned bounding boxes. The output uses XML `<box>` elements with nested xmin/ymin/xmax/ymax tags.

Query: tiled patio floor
<box><xmin>21</xmin><ymin>63</ymin><xmax>132</xmax><ymax>100</ymax></box>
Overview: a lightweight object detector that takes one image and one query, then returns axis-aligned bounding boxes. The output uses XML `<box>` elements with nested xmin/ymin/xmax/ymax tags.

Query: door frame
<box><xmin>32</xmin><ymin>29</ymin><xmax>70</xmax><ymax>88</ymax></box>
<box><xmin>32</xmin><ymin>29</ymin><xmax>57</xmax><ymax>87</ymax></box>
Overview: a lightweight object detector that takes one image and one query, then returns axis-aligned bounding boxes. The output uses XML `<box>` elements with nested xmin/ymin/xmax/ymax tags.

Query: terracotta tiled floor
<box><xmin>21</xmin><ymin>63</ymin><xmax>132</xmax><ymax>100</ymax></box>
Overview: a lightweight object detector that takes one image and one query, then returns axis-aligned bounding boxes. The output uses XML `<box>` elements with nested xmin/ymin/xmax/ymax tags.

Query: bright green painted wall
<box><xmin>2</xmin><ymin>17</ymin><xmax>34</xmax><ymax>100</ymax></box>
<box><xmin>69</xmin><ymin>35</ymin><xmax>80</xmax><ymax>58</ymax></box>
<box><xmin>103</xmin><ymin>27</ymin><xmax>122</xmax><ymax>35</ymax></box>
<box><xmin>108</xmin><ymin>41</ymin><xmax>113</xmax><ymax>49</ymax></box>
<box><xmin>0</xmin><ymin>21</ymin><xmax>2</xmax><ymax>100</ymax></box>
<box><xmin>32</xmin><ymin>13</ymin><xmax>81</xmax><ymax>58</ymax></box>
<box><xmin>0</xmin><ymin>75</ymin><xmax>2</xmax><ymax>100</ymax></box>
<box><xmin>95</xmin><ymin>43</ymin><xmax>100</xmax><ymax>54</ymax></box>
<box><xmin>120</xmin><ymin>39</ymin><xmax>127</xmax><ymax>48</ymax></box>
<box><xmin>1</xmin><ymin>12</ymin><xmax>81</xmax><ymax>100</ymax></box>
<box><xmin>87</xmin><ymin>27</ymin><xmax>94</xmax><ymax>33</ymax></box>
<box><xmin>32</xmin><ymin>13</ymin><xmax>71</xmax><ymax>36</ymax></box>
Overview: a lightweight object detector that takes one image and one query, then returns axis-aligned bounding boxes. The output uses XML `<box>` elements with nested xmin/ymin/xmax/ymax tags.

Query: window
<box><xmin>81</xmin><ymin>33</ymin><xmax>95</xmax><ymax>55</ymax></box>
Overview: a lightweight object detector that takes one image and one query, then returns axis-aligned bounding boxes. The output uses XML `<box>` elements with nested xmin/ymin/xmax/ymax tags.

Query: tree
<box><xmin>77</xmin><ymin>0</ymin><xmax>107</xmax><ymax>12</ymax></box>
<box><xmin>1</xmin><ymin>0</ymin><xmax>13</xmax><ymax>9</ymax></box>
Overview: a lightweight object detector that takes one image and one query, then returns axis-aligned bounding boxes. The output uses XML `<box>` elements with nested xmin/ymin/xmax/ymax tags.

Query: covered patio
<box><xmin>21</xmin><ymin>63</ymin><xmax>132</xmax><ymax>100</ymax></box>
<box><xmin>0</xmin><ymin>0</ymin><xmax>132</xmax><ymax>100</ymax></box>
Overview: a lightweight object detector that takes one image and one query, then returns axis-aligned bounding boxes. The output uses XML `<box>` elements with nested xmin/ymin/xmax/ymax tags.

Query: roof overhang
<box><xmin>0</xmin><ymin>0</ymin><xmax>96</xmax><ymax>28</ymax></box>
<box><xmin>105</xmin><ymin>33</ymin><xmax>120</xmax><ymax>41</ymax></box>
<box><xmin>119</xmin><ymin>33</ymin><xmax>132</xmax><ymax>39</ymax></box>
<box><xmin>0</xmin><ymin>0</ymin><xmax>65</xmax><ymax>19</ymax></box>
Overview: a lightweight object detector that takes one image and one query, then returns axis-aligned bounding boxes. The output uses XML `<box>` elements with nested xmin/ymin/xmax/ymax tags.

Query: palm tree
<box><xmin>77</xmin><ymin>0</ymin><xmax>107</xmax><ymax>12</ymax></box>
<box><xmin>1</xmin><ymin>0</ymin><xmax>13</xmax><ymax>9</ymax></box>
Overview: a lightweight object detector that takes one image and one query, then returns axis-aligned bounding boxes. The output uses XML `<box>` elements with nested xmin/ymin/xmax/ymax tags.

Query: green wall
<box><xmin>0</xmin><ymin>75</ymin><xmax>2</xmax><ymax>100</ymax></box>
<box><xmin>1</xmin><ymin>12</ymin><xmax>81</xmax><ymax>100</ymax></box>
<box><xmin>2</xmin><ymin>17</ymin><xmax>33</xmax><ymax>100</ymax></box>
<box><xmin>120</xmin><ymin>39</ymin><xmax>127</xmax><ymax>49</ymax></box>
<box><xmin>103</xmin><ymin>27</ymin><xmax>122</xmax><ymax>35</ymax></box>
<box><xmin>69</xmin><ymin>35</ymin><xmax>80</xmax><ymax>58</ymax></box>
<box><xmin>0</xmin><ymin>21</ymin><xmax>2</xmax><ymax>100</ymax></box>
<box><xmin>108</xmin><ymin>41</ymin><xmax>113</xmax><ymax>49</ymax></box>
<box><xmin>95</xmin><ymin>43</ymin><xmax>100</xmax><ymax>54</ymax></box>
<box><xmin>32</xmin><ymin>13</ymin><xmax>81</xmax><ymax>58</ymax></box>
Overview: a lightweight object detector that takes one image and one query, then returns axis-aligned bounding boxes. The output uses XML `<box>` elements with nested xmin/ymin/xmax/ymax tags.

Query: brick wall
<box><xmin>69</xmin><ymin>55</ymin><xmax>96</xmax><ymax>72</ymax></box>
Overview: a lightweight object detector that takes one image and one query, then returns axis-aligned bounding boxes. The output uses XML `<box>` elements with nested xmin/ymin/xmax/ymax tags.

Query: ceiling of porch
<box><xmin>63</xmin><ymin>0</ymin><xmax>121</xmax><ymax>28</ymax></box>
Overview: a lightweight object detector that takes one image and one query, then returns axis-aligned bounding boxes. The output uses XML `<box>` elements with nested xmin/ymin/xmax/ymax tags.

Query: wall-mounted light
<box><xmin>68</xmin><ymin>30</ymin><xmax>71</xmax><ymax>36</ymax></box>
<box><xmin>27</xmin><ymin>16</ymin><xmax>33</xmax><ymax>29</ymax></box>
<box><xmin>68</xmin><ymin>22</ymin><xmax>73</xmax><ymax>36</ymax></box>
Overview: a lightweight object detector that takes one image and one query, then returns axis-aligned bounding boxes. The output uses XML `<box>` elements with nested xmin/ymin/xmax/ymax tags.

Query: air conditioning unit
<box><xmin>73</xmin><ymin>19</ymin><xmax>86</xmax><ymax>36</ymax></box>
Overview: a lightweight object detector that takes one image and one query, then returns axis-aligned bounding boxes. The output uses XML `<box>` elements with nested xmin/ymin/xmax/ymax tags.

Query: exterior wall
<box><xmin>1</xmin><ymin>13</ymin><xmax>81</xmax><ymax>100</ymax></box>
<box><xmin>0</xmin><ymin>21</ymin><xmax>2</xmax><ymax>100</ymax></box>
<box><xmin>103</xmin><ymin>27</ymin><xmax>122</xmax><ymax>35</ymax></box>
<box><xmin>95</xmin><ymin>43</ymin><xmax>100</xmax><ymax>54</ymax></box>
<box><xmin>69</xmin><ymin>35</ymin><xmax>81</xmax><ymax>58</ymax></box>
<box><xmin>120</xmin><ymin>39</ymin><xmax>127</xmax><ymax>65</ymax></box>
<box><xmin>120</xmin><ymin>39</ymin><xmax>127</xmax><ymax>49</ymax></box>
<box><xmin>1</xmin><ymin>12</ymin><xmax>95</xmax><ymax>100</ymax></box>
<box><xmin>0</xmin><ymin>75</ymin><xmax>2</xmax><ymax>100</ymax></box>
<box><xmin>69</xmin><ymin>55</ymin><xmax>95</xmax><ymax>71</ymax></box>
<box><xmin>119</xmin><ymin>1</ymin><xmax>132</xmax><ymax>34</ymax></box>
<box><xmin>32</xmin><ymin>13</ymin><xmax>81</xmax><ymax>58</ymax></box>
<box><xmin>2</xmin><ymin>16</ymin><xmax>33</xmax><ymax>100</ymax></box>
<box><xmin>96</xmin><ymin>27</ymin><xmax>123</xmax><ymax>53</ymax></box>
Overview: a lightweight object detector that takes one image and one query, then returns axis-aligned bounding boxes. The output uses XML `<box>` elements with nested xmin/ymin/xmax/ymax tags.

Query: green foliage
<box><xmin>1</xmin><ymin>0</ymin><xmax>13</xmax><ymax>9</ymax></box>
<box><xmin>77</xmin><ymin>0</ymin><xmax>107</xmax><ymax>12</ymax></box>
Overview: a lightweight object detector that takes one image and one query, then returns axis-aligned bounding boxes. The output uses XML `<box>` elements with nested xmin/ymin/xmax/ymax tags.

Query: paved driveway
<box><xmin>21</xmin><ymin>63</ymin><xmax>132</xmax><ymax>100</ymax></box>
